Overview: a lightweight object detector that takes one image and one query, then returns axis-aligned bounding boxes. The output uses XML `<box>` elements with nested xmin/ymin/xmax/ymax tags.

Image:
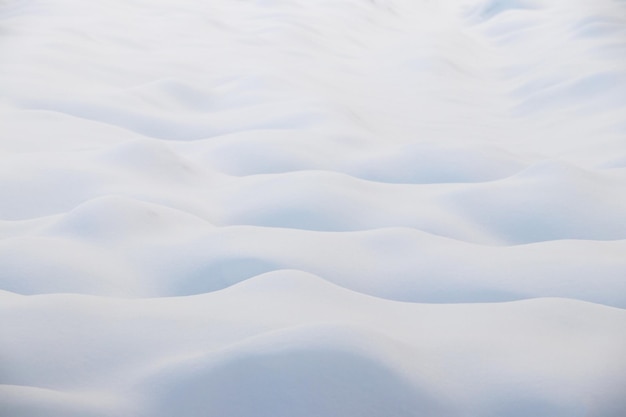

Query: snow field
<box><xmin>1</xmin><ymin>0</ymin><xmax>626</xmax><ymax>416</ymax></box>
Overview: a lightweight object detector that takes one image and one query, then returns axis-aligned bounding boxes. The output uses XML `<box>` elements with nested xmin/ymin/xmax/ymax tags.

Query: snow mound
<box><xmin>2</xmin><ymin>273</ymin><xmax>626</xmax><ymax>417</ymax></box>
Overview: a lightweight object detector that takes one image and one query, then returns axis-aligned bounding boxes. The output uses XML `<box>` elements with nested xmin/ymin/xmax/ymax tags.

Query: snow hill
<box><xmin>1</xmin><ymin>0</ymin><xmax>626</xmax><ymax>416</ymax></box>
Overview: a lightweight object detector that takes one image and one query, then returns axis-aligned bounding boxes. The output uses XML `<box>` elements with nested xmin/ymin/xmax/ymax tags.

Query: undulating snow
<box><xmin>1</xmin><ymin>0</ymin><xmax>626</xmax><ymax>416</ymax></box>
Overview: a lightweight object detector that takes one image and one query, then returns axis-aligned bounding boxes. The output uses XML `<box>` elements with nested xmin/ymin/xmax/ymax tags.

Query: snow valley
<box><xmin>1</xmin><ymin>0</ymin><xmax>626</xmax><ymax>416</ymax></box>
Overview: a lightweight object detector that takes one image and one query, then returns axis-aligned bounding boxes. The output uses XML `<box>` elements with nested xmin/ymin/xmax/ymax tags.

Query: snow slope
<box><xmin>1</xmin><ymin>0</ymin><xmax>626</xmax><ymax>416</ymax></box>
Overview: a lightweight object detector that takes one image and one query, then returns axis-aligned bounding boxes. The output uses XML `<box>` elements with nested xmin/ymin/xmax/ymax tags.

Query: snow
<box><xmin>1</xmin><ymin>0</ymin><xmax>626</xmax><ymax>416</ymax></box>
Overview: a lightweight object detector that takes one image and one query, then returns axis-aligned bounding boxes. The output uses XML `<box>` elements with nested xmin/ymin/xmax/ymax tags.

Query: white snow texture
<box><xmin>1</xmin><ymin>0</ymin><xmax>626</xmax><ymax>416</ymax></box>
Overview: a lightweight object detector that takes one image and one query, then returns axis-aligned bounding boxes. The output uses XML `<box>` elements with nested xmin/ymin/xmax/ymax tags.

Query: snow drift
<box><xmin>1</xmin><ymin>0</ymin><xmax>626</xmax><ymax>416</ymax></box>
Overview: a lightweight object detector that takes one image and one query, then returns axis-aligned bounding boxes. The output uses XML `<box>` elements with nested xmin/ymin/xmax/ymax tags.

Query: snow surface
<box><xmin>1</xmin><ymin>0</ymin><xmax>626</xmax><ymax>415</ymax></box>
